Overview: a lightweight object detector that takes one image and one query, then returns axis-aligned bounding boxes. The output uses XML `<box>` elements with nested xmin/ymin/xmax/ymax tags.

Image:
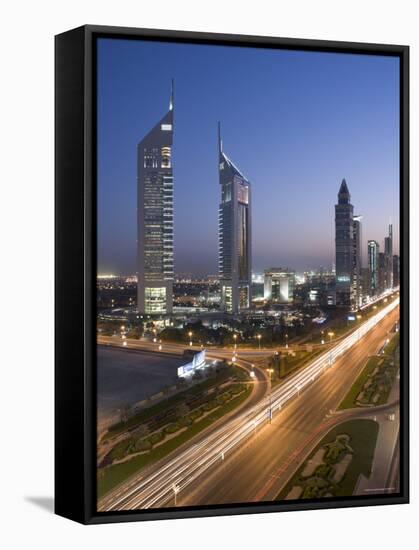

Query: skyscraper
<box><xmin>218</xmin><ymin>123</ymin><xmax>252</xmax><ymax>313</ymax></box>
<box><xmin>378</xmin><ymin>252</ymin><xmax>386</xmax><ymax>294</ymax></box>
<box><xmin>393</xmin><ymin>254</ymin><xmax>400</xmax><ymax>288</ymax></box>
<box><xmin>335</xmin><ymin>179</ymin><xmax>354</xmax><ymax>307</ymax></box>
<box><xmin>367</xmin><ymin>240</ymin><xmax>380</xmax><ymax>296</ymax></box>
<box><xmin>352</xmin><ymin>215</ymin><xmax>363</xmax><ymax>306</ymax></box>
<box><xmin>384</xmin><ymin>223</ymin><xmax>393</xmax><ymax>289</ymax></box>
<box><xmin>137</xmin><ymin>82</ymin><xmax>174</xmax><ymax>314</ymax></box>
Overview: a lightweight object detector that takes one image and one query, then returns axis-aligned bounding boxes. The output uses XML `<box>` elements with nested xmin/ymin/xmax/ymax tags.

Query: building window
<box><xmin>145</xmin><ymin>287</ymin><xmax>167</xmax><ymax>313</ymax></box>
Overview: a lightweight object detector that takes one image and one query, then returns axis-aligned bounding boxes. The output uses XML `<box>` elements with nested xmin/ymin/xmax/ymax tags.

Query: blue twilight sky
<box><xmin>97</xmin><ymin>38</ymin><xmax>400</xmax><ymax>276</ymax></box>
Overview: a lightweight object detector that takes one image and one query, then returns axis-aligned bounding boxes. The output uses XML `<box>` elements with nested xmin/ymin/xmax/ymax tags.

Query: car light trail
<box><xmin>99</xmin><ymin>297</ymin><xmax>399</xmax><ymax>511</ymax></box>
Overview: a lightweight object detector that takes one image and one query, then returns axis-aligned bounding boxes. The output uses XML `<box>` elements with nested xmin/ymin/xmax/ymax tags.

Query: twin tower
<box><xmin>137</xmin><ymin>83</ymin><xmax>252</xmax><ymax>316</ymax></box>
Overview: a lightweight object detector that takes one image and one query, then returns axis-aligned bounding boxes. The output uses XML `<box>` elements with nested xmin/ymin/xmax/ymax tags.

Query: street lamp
<box><xmin>257</xmin><ymin>334</ymin><xmax>262</xmax><ymax>349</ymax></box>
<box><xmin>172</xmin><ymin>484</ymin><xmax>179</xmax><ymax>506</ymax></box>
<box><xmin>266</xmin><ymin>367</ymin><xmax>274</xmax><ymax>423</ymax></box>
<box><xmin>233</xmin><ymin>333</ymin><xmax>237</xmax><ymax>350</ymax></box>
<box><xmin>285</xmin><ymin>333</ymin><xmax>289</xmax><ymax>349</ymax></box>
<box><xmin>188</xmin><ymin>331</ymin><xmax>193</xmax><ymax>347</ymax></box>
<box><xmin>328</xmin><ymin>331</ymin><xmax>335</xmax><ymax>343</ymax></box>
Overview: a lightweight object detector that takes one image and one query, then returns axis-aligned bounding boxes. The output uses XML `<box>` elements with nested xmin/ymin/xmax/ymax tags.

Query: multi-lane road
<box><xmin>98</xmin><ymin>298</ymin><xmax>399</xmax><ymax>511</ymax></box>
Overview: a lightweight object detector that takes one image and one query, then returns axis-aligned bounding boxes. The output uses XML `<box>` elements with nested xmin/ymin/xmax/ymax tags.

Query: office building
<box><xmin>367</xmin><ymin>240</ymin><xmax>380</xmax><ymax>296</ymax></box>
<box><xmin>384</xmin><ymin>224</ymin><xmax>393</xmax><ymax>289</ymax></box>
<box><xmin>218</xmin><ymin>123</ymin><xmax>252</xmax><ymax>313</ymax></box>
<box><xmin>264</xmin><ymin>268</ymin><xmax>296</xmax><ymax>303</ymax></box>
<box><xmin>352</xmin><ymin>215</ymin><xmax>363</xmax><ymax>307</ymax></box>
<box><xmin>335</xmin><ymin>179</ymin><xmax>354</xmax><ymax>307</ymax></box>
<box><xmin>137</xmin><ymin>82</ymin><xmax>174</xmax><ymax>314</ymax></box>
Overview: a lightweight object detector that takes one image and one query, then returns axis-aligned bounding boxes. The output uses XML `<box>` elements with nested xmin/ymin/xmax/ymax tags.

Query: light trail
<box><xmin>99</xmin><ymin>297</ymin><xmax>399</xmax><ymax>511</ymax></box>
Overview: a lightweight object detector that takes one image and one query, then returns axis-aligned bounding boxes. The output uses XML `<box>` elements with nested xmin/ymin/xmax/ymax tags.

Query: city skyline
<box><xmin>97</xmin><ymin>38</ymin><xmax>400</xmax><ymax>276</ymax></box>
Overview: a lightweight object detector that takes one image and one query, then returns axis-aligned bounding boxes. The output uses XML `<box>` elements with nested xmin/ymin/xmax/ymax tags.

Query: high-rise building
<box><xmin>384</xmin><ymin>224</ymin><xmax>393</xmax><ymax>289</ymax></box>
<box><xmin>264</xmin><ymin>268</ymin><xmax>295</xmax><ymax>303</ymax></box>
<box><xmin>218</xmin><ymin>123</ymin><xmax>252</xmax><ymax>313</ymax></box>
<box><xmin>137</xmin><ymin>82</ymin><xmax>174</xmax><ymax>314</ymax></box>
<box><xmin>378</xmin><ymin>252</ymin><xmax>386</xmax><ymax>294</ymax></box>
<box><xmin>393</xmin><ymin>254</ymin><xmax>400</xmax><ymax>288</ymax></box>
<box><xmin>367</xmin><ymin>240</ymin><xmax>380</xmax><ymax>296</ymax></box>
<box><xmin>352</xmin><ymin>215</ymin><xmax>363</xmax><ymax>306</ymax></box>
<box><xmin>335</xmin><ymin>179</ymin><xmax>354</xmax><ymax>307</ymax></box>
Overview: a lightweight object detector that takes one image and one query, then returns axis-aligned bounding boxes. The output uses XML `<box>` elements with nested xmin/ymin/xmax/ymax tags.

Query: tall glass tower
<box><xmin>352</xmin><ymin>215</ymin><xmax>363</xmax><ymax>307</ymax></box>
<box><xmin>335</xmin><ymin>179</ymin><xmax>354</xmax><ymax>307</ymax></box>
<box><xmin>368</xmin><ymin>240</ymin><xmax>380</xmax><ymax>296</ymax></box>
<box><xmin>218</xmin><ymin>123</ymin><xmax>252</xmax><ymax>313</ymax></box>
<box><xmin>384</xmin><ymin>223</ymin><xmax>393</xmax><ymax>289</ymax></box>
<box><xmin>137</xmin><ymin>82</ymin><xmax>174</xmax><ymax>314</ymax></box>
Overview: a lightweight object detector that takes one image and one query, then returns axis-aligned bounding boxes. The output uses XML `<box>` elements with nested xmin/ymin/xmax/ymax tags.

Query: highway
<box><xmin>98</xmin><ymin>297</ymin><xmax>399</xmax><ymax>511</ymax></box>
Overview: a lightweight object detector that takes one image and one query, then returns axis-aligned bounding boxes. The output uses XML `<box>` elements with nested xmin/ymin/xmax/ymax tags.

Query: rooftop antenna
<box><xmin>218</xmin><ymin>121</ymin><xmax>223</xmax><ymax>153</ymax></box>
<box><xmin>169</xmin><ymin>78</ymin><xmax>174</xmax><ymax>111</ymax></box>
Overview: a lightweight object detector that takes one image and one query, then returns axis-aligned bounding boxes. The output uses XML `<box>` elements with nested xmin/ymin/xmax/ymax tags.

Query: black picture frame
<box><xmin>55</xmin><ymin>24</ymin><xmax>409</xmax><ymax>524</ymax></box>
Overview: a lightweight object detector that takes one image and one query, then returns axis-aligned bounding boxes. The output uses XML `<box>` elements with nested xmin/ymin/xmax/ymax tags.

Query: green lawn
<box><xmin>276</xmin><ymin>419</ymin><xmax>379</xmax><ymax>500</ymax></box>
<box><xmin>338</xmin><ymin>332</ymin><xmax>399</xmax><ymax>410</ymax></box>
<box><xmin>338</xmin><ymin>356</ymin><xmax>382</xmax><ymax>410</ymax></box>
<box><xmin>97</xmin><ymin>384</ymin><xmax>252</xmax><ymax>499</ymax></box>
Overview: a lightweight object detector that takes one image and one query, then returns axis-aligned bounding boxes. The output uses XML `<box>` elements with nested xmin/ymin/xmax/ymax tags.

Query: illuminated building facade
<box><xmin>137</xmin><ymin>82</ymin><xmax>174</xmax><ymax>314</ymax></box>
<box><xmin>367</xmin><ymin>240</ymin><xmax>380</xmax><ymax>296</ymax></box>
<box><xmin>218</xmin><ymin>123</ymin><xmax>252</xmax><ymax>313</ymax></box>
<box><xmin>378</xmin><ymin>252</ymin><xmax>387</xmax><ymax>294</ymax></box>
<box><xmin>384</xmin><ymin>224</ymin><xmax>393</xmax><ymax>289</ymax></box>
<box><xmin>264</xmin><ymin>268</ymin><xmax>295</xmax><ymax>303</ymax></box>
<box><xmin>335</xmin><ymin>179</ymin><xmax>354</xmax><ymax>307</ymax></box>
<box><xmin>352</xmin><ymin>215</ymin><xmax>363</xmax><ymax>306</ymax></box>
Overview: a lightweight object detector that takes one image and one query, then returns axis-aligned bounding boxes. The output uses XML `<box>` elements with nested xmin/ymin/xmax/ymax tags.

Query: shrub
<box><xmin>188</xmin><ymin>409</ymin><xmax>203</xmax><ymax>422</ymax></box>
<box><xmin>179</xmin><ymin>416</ymin><xmax>193</xmax><ymax>427</ymax></box>
<box><xmin>164</xmin><ymin>423</ymin><xmax>181</xmax><ymax>434</ymax></box>
<box><xmin>147</xmin><ymin>432</ymin><xmax>164</xmax><ymax>445</ymax></box>
<box><xmin>133</xmin><ymin>438</ymin><xmax>152</xmax><ymax>452</ymax></box>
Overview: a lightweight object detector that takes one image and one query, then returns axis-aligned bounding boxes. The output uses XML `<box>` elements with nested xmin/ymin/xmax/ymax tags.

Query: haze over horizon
<box><xmin>97</xmin><ymin>38</ymin><xmax>400</xmax><ymax>276</ymax></box>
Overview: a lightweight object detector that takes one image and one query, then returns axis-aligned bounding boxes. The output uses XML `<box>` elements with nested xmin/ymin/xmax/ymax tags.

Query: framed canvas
<box><xmin>55</xmin><ymin>25</ymin><xmax>409</xmax><ymax>524</ymax></box>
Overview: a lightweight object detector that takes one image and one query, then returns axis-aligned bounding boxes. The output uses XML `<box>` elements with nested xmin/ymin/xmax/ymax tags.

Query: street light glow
<box><xmin>101</xmin><ymin>297</ymin><xmax>399</xmax><ymax>512</ymax></box>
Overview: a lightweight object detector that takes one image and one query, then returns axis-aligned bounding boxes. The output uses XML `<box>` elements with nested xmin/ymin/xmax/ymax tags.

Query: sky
<box><xmin>97</xmin><ymin>38</ymin><xmax>400</xmax><ymax>276</ymax></box>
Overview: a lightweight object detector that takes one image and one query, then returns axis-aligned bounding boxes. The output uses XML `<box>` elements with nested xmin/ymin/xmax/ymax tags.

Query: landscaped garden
<box><xmin>338</xmin><ymin>332</ymin><xmax>399</xmax><ymax>410</ymax></box>
<box><xmin>97</xmin><ymin>364</ymin><xmax>252</xmax><ymax>498</ymax></box>
<box><xmin>277</xmin><ymin>419</ymin><xmax>379</xmax><ymax>500</ymax></box>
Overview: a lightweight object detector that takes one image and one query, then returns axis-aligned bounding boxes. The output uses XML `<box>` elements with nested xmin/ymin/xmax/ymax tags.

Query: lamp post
<box><xmin>233</xmin><ymin>333</ymin><xmax>237</xmax><ymax>350</ymax></box>
<box><xmin>266</xmin><ymin>367</ymin><xmax>274</xmax><ymax>423</ymax></box>
<box><xmin>285</xmin><ymin>333</ymin><xmax>289</xmax><ymax>349</ymax></box>
<box><xmin>257</xmin><ymin>334</ymin><xmax>262</xmax><ymax>350</ymax></box>
<box><xmin>328</xmin><ymin>331</ymin><xmax>334</xmax><ymax>343</ymax></box>
<box><xmin>172</xmin><ymin>484</ymin><xmax>179</xmax><ymax>506</ymax></box>
<box><xmin>188</xmin><ymin>331</ymin><xmax>193</xmax><ymax>347</ymax></box>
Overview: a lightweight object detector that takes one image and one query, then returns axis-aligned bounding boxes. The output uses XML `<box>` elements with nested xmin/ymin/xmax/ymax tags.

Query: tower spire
<box><xmin>218</xmin><ymin>121</ymin><xmax>223</xmax><ymax>153</ymax></box>
<box><xmin>169</xmin><ymin>78</ymin><xmax>174</xmax><ymax>111</ymax></box>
